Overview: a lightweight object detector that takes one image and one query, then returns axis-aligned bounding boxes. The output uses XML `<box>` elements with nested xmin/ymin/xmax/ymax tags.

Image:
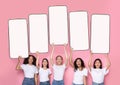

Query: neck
<box><xmin>78</xmin><ymin>67</ymin><xmax>82</xmax><ymax>70</ymax></box>
<box><xmin>96</xmin><ymin>67</ymin><xmax>100</xmax><ymax>69</ymax></box>
<box><xmin>56</xmin><ymin>63</ymin><xmax>62</xmax><ymax>65</ymax></box>
<box><xmin>43</xmin><ymin>66</ymin><xmax>47</xmax><ymax>69</ymax></box>
<box><xmin>28</xmin><ymin>63</ymin><xmax>32</xmax><ymax>65</ymax></box>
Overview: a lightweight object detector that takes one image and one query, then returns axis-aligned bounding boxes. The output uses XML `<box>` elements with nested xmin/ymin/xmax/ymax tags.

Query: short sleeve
<box><xmin>35</xmin><ymin>66</ymin><xmax>39</xmax><ymax>74</ymax></box>
<box><xmin>52</xmin><ymin>64</ymin><xmax>56</xmax><ymax>69</ymax></box>
<box><xmin>62</xmin><ymin>64</ymin><xmax>66</xmax><ymax>69</ymax></box>
<box><xmin>89</xmin><ymin>67</ymin><xmax>93</xmax><ymax>74</ymax></box>
<box><xmin>83</xmin><ymin>68</ymin><xmax>88</xmax><ymax>76</ymax></box>
<box><xmin>48</xmin><ymin>69</ymin><xmax>52</xmax><ymax>75</ymax></box>
<box><xmin>103</xmin><ymin>67</ymin><xmax>109</xmax><ymax>75</ymax></box>
<box><xmin>21</xmin><ymin>64</ymin><xmax>25</xmax><ymax>70</ymax></box>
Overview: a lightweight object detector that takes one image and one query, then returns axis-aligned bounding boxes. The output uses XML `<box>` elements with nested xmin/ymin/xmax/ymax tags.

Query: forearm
<box><xmin>36</xmin><ymin>52</ymin><xmax>39</xmax><ymax>67</ymax></box>
<box><xmin>50</xmin><ymin>47</ymin><xmax>54</xmax><ymax>65</ymax></box>
<box><xmin>106</xmin><ymin>54</ymin><xmax>111</xmax><ymax>69</ymax></box>
<box><xmin>35</xmin><ymin>79</ymin><xmax>38</xmax><ymax>85</ymax></box>
<box><xmin>34</xmin><ymin>74</ymin><xmax>38</xmax><ymax>85</ymax></box>
<box><xmin>70</xmin><ymin>55</ymin><xmax>73</xmax><ymax>66</ymax></box>
<box><xmin>88</xmin><ymin>52</ymin><xmax>93</xmax><ymax>67</ymax></box>
<box><xmin>16</xmin><ymin>61</ymin><xmax>21</xmax><ymax>70</ymax></box>
<box><xmin>69</xmin><ymin>48</ymin><xmax>74</xmax><ymax>67</ymax></box>
<box><xmin>64</xmin><ymin>47</ymin><xmax>68</xmax><ymax>66</ymax></box>
<box><xmin>88</xmin><ymin>56</ymin><xmax>92</xmax><ymax>67</ymax></box>
<box><xmin>83</xmin><ymin>76</ymin><xmax>87</xmax><ymax>85</ymax></box>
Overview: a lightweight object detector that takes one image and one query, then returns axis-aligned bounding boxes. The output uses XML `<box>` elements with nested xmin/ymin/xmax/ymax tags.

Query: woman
<box><xmin>36</xmin><ymin>52</ymin><xmax>51</xmax><ymax>85</ymax></box>
<box><xmin>70</xmin><ymin>48</ymin><xmax>87</xmax><ymax>85</ymax></box>
<box><xmin>88</xmin><ymin>51</ymin><xmax>111</xmax><ymax>85</ymax></box>
<box><xmin>16</xmin><ymin>55</ymin><xmax>38</xmax><ymax>85</ymax></box>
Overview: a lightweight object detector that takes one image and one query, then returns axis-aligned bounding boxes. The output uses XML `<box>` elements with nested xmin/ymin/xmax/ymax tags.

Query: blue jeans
<box><xmin>52</xmin><ymin>80</ymin><xmax>64</xmax><ymax>85</ymax></box>
<box><xmin>92</xmin><ymin>82</ymin><xmax>104</xmax><ymax>85</ymax></box>
<box><xmin>40</xmin><ymin>81</ymin><xmax>50</xmax><ymax>85</ymax></box>
<box><xmin>72</xmin><ymin>83</ymin><xmax>84</xmax><ymax>85</ymax></box>
<box><xmin>22</xmin><ymin>78</ymin><xmax>34</xmax><ymax>85</ymax></box>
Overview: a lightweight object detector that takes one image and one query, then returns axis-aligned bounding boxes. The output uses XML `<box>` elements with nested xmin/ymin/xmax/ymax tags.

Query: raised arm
<box><xmin>69</xmin><ymin>47</ymin><xmax>74</xmax><ymax>68</ymax></box>
<box><xmin>64</xmin><ymin>44</ymin><xmax>68</xmax><ymax>66</ymax></box>
<box><xmin>88</xmin><ymin>50</ymin><xmax>93</xmax><ymax>71</ymax></box>
<box><xmin>105</xmin><ymin>53</ymin><xmax>111</xmax><ymax>70</ymax></box>
<box><xmin>36</xmin><ymin>51</ymin><xmax>40</xmax><ymax>69</ymax></box>
<box><xmin>16</xmin><ymin>56</ymin><xmax>22</xmax><ymax>70</ymax></box>
<box><xmin>50</xmin><ymin>44</ymin><xmax>55</xmax><ymax>66</ymax></box>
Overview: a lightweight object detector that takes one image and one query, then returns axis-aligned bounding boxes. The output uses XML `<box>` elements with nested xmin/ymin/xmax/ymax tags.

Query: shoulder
<box><xmin>52</xmin><ymin>64</ymin><xmax>56</xmax><ymax>68</ymax></box>
<box><xmin>47</xmin><ymin>68</ymin><xmax>51</xmax><ymax>71</ymax></box>
<box><xmin>62</xmin><ymin>64</ymin><xmax>66</xmax><ymax>68</ymax></box>
<box><xmin>32</xmin><ymin>65</ymin><xmax>38</xmax><ymax>70</ymax></box>
<box><xmin>82</xmin><ymin>68</ymin><xmax>88</xmax><ymax>76</ymax></box>
<box><xmin>21</xmin><ymin>64</ymin><xmax>26</xmax><ymax>68</ymax></box>
<box><xmin>83</xmin><ymin>68</ymin><xmax>88</xmax><ymax>72</ymax></box>
<box><xmin>47</xmin><ymin>68</ymin><xmax>51</xmax><ymax>72</ymax></box>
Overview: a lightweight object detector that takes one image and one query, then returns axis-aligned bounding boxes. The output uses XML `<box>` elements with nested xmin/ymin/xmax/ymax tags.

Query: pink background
<box><xmin>0</xmin><ymin>0</ymin><xmax>120</xmax><ymax>85</ymax></box>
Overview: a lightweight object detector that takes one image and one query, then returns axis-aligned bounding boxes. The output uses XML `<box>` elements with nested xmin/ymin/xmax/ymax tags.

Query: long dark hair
<box><xmin>74</xmin><ymin>58</ymin><xmax>85</xmax><ymax>71</ymax></box>
<box><xmin>42</xmin><ymin>58</ymin><xmax>49</xmax><ymax>68</ymax></box>
<box><xmin>23</xmin><ymin>55</ymin><xmax>36</xmax><ymax>66</ymax></box>
<box><xmin>93</xmin><ymin>58</ymin><xmax>102</xmax><ymax>69</ymax></box>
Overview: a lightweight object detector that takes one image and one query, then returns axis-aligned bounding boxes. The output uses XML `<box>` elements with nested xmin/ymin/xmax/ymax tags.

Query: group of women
<box><xmin>16</xmin><ymin>44</ymin><xmax>111</xmax><ymax>85</ymax></box>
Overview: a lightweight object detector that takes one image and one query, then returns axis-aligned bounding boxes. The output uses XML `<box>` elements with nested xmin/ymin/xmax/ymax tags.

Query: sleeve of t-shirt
<box><xmin>83</xmin><ymin>68</ymin><xmax>88</xmax><ymax>76</ymax></box>
<box><xmin>52</xmin><ymin>64</ymin><xmax>56</xmax><ymax>69</ymax></box>
<box><xmin>89</xmin><ymin>67</ymin><xmax>93</xmax><ymax>74</ymax></box>
<box><xmin>21</xmin><ymin>64</ymin><xmax>25</xmax><ymax>70</ymax></box>
<box><xmin>62</xmin><ymin>64</ymin><xmax>66</xmax><ymax>69</ymax></box>
<box><xmin>48</xmin><ymin>69</ymin><xmax>52</xmax><ymax>75</ymax></box>
<box><xmin>103</xmin><ymin>67</ymin><xmax>109</xmax><ymax>75</ymax></box>
<box><xmin>35</xmin><ymin>66</ymin><xmax>39</xmax><ymax>74</ymax></box>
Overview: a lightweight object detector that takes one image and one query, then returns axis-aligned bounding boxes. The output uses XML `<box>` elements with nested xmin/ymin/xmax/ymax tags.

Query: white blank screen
<box><xmin>29</xmin><ymin>14</ymin><xmax>48</xmax><ymax>53</ymax></box>
<box><xmin>49</xmin><ymin>6</ymin><xmax>68</xmax><ymax>45</ymax></box>
<box><xmin>9</xmin><ymin>19</ymin><xmax>28</xmax><ymax>58</ymax></box>
<box><xmin>91</xmin><ymin>15</ymin><xmax>110</xmax><ymax>53</ymax></box>
<box><xmin>70</xmin><ymin>12</ymin><xmax>89</xmax><ymax>50</ymax></box>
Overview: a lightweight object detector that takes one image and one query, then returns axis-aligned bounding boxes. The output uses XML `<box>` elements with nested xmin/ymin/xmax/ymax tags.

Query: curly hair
<box><xmin>23</xmin><ymin>55</ymin><xmax>36</xmax><ymax>66</ymax></box>
<box><xmin>74</xmin><ymin>58</ymin><xmax>85</xmax><ymax>71</ymax></box>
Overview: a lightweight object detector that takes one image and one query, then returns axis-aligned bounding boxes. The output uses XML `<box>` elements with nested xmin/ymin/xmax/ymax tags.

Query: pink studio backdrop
<box><xmin>0</xmin><ymin>0</ymin><xmax>120</xmax><ymax>85</ymax></box>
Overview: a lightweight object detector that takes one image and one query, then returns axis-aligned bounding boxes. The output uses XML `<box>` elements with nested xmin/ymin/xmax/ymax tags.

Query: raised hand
<box><xmin>36</xmin><ymin>51</ymin><xmax>40</xmax><ymax>59</ymax></box>
<box><xmin>18</xmin><ymin>56</ymin><xmax>22</xmax><ymax>62</ymax></box>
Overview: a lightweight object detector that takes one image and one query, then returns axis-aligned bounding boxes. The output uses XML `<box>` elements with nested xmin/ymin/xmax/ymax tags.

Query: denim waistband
<box><xmin>24</xmin><ymin>77</ymin><xmax>34</xmax><ymax>80</ymax></box>
<box><xmin>92</xmin><ymin>82</ymin><xmax>104</xmax><ymax>85</ymax></box>
<box><xmin>40</xmin><ymin>81</ymin><xmax>50</xmax><ymax>83</ymax></box>
<box><xmin>53</xmin><ymin>79</ymin><xmax>63</xmax><ymax>82</ymax></box>
<box><xmin>72</xmin><ymin>83</ymin><xmax>84</xmax><ymax>85</ymax></box>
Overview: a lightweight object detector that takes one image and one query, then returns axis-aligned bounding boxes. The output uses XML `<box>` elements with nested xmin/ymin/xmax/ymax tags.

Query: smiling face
<box><xmin>56</xmin><ymin>55</ymin><xmax>63</xmax><ymax>65</ymax></box>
